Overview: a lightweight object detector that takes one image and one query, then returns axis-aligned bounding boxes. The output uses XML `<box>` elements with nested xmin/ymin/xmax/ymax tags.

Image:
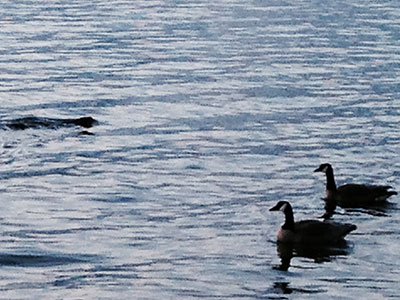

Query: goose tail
<box><xmin>343</xmin><ymin>224</ymin><xmax>357</xmax><ymax>236</ymax></box>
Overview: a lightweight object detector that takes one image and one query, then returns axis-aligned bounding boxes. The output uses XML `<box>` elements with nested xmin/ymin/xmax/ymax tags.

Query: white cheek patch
<box><xmin>322</xmin><ymin>165</ymin><xmax>329</xmax><ymax>173</ymax></box>
<box><xmin>280</xmin><ymin>203</ymin><xmax>288</xmax><ymax>212</ymax></box>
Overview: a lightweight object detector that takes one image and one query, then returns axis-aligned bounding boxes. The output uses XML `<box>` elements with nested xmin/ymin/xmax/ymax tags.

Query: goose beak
<box><xmin>314</xmin><ymin>167</ymin><xmax>322</xmax><ymax>172</ymax></box>
<box><xmin>269</xmin><ymin>204</ymin><xmax>280</xmax><ymax>211</ymax></box>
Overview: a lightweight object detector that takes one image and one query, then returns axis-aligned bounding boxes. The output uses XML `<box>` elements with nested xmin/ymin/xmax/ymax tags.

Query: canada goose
<box><xmin>314</xmin><ymin>163</ymin><xmax>397</xmax><ymax>218</ymax></box>
<box><xmin>269</xmin><ymin>201</ymin><xmax>356</xmax><ymax>244</ymax></box>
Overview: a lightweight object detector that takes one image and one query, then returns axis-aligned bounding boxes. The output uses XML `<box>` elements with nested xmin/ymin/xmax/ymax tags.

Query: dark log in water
<box><xmin>3</xmin><ymin>116</ymin><xmax>97</xmax><ymax>130</ymax></box>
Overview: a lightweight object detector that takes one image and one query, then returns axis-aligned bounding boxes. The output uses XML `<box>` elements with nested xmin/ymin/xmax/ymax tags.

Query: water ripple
<box><xmin>0</xmin><ymin>0</ymin><xmax>400</xmax><ymax>299</ymax></box>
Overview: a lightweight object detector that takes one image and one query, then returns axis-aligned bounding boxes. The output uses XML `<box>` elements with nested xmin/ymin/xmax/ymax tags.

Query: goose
<box><xmin>314</xmin><ymin>163</ymin><xmax>397</xmax><ymax>218</ymax></box>
<box><xmin>269</xmin><ymin>201</ymin><xmax>356</xmax><ymax>244</ymax></box>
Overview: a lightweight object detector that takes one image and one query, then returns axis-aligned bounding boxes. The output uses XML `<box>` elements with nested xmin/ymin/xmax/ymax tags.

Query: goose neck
<box><xmin>326</xmin><ymin>168</ymin><xmax>337</xmax><ymax>191</ymax></box>
<box><xmin>282</xmin><ymin>206</ymin><xmax>295</xmax><ymax>231</ymax></box>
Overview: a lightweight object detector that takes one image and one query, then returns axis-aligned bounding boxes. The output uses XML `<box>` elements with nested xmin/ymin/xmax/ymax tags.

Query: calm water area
<box><xmin>0</xmin><ymin>0</ymin><xmax>400</xmax><ymax>299</ymax></box>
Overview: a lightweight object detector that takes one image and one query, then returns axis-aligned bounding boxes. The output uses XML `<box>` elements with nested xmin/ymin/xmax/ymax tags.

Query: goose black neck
<box><xmin>282</xmin><ymin>205</ymin><xmax>295</xmax><ymax>231</ymax></box>
<box><xmin>325</xmin><ymin>167</ymin><xmax>337</xmax><ymax>191</ymax></box>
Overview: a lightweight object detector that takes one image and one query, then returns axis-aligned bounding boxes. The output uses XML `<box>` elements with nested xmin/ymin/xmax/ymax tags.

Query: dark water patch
<box><xmin>106</xmin><ymin>125</ymin><xmax>191</xmax><ymax>139</ymax></box>
<box><xmin>240</xmin><ymin>85</ymin><xmax>313</xmax><ymax>99</ymax></box>
<box><xmin>185</xmin><ymin>164</ymin><xmax>204</xmax><ymax>170</ymax></box>
<box><xmin>0</xmin><ymin>253</ymin><xmax>94</xmax><ymax>267</ymax></box>
<box><xmin>0</xmin><ymin>166</ymin><xmax>75</xmax><ymax>180</ymax></box>
<box><xmin>321</xmin><ymin>277</ymin><xmax>397</xmax><ymax>284</ymax></box>
<box><xmin>5</xmin><ymin>98</ymin><xmax>126</xmax><ymax>111</ymax></box>
<box><xmin>90</xmin><ymin>196</ymin><xmax>142</xmax><ymax>203</ymax></box>
<box><xmin>147</xmin><ymin>215</ymin><xmax>176</xmax><ymax>223</ymax></box>
<box><xmin>344</xmin><ymin>208</ymin><xmax>390</xmax><ymax>217</ymax></box>
<box><xmin>367</xmin><ymin>229</ymin><xmax>400</xmax><ymax>236</ymax></box>
<box><xmin>5</xmin><ymin>227</ymin><xmax>105</xmax><ymax>239</ymax></box>
<box><xmin>10</xmin><ymin>94</ymin><xmax>198</xmax><ymax>113</ymax></box>
<box><xmin>53</xmin><ymin>264</ymin><xmax>140</xmax><ymax>288</ymax></box>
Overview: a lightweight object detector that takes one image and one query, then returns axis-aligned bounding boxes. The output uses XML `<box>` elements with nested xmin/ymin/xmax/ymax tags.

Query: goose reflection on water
<box><xmin>274</xmin><ymin>240</ymin><xmax>353</xmax><ymax>271</ymax></box>
<box><xmin>343</xmin><ymin>201</ymin><xmax>396</xmax><ymax>217</ymax></box>
<box><xmin>271</xmin><ymin>280</ymin><xmax>324</xmax><ymax>295</ymax></box>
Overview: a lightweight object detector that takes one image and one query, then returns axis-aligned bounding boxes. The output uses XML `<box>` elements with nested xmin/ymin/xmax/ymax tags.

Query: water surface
<box><xmin>0</xmin><ymin>0</ymin><xmax>400</xmax><ymax>299</ymax></box>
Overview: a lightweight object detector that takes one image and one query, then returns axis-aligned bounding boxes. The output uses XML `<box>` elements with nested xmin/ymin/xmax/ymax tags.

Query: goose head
<box><xmin>269</xmin><ymin>201</ymin><xmax>291</xmax><ymax>213</ymax></box>
<box><xmin>314</xmin><ymin>163</ymin><xmax>332</xmax><ymax>173</ymax></box>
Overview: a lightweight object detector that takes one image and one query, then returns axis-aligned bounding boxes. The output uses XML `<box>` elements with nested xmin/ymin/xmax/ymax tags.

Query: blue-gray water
<box><xmin>0</xmin><ymin>1</ymin><xmax>400</xmax><ymax>299</ymax></box>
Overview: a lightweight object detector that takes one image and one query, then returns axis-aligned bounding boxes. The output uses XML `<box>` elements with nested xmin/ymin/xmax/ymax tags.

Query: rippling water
<box><xmin>0</xmin><ymin>0</ymin><xmax>400</xmax><ymax>299</ymax></box>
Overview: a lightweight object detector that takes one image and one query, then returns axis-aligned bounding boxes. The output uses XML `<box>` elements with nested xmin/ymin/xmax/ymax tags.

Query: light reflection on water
<box><xmin>0</xmin><ymin>0</ymin><xmax>400</xmax><ymax>299</ymax></box>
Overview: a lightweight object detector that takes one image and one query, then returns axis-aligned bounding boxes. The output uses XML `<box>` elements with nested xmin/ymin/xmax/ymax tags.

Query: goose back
<box><xmin>279</xmin><ymin>220</ymin><xmax>356</xmax><ymax>244</ymax></box>
<box><xmin>336</xmin><ymin>184</ymin><xmax>397</xmax><ymax>207</ymax></box>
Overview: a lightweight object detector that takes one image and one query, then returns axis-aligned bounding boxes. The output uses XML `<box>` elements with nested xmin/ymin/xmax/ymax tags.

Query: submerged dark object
<box><xmin>4</xmin><ymin>116</ymin><xmax>97</xmax><ymax>130</ymax></box>
<box><xmin>78</xmin><ymin>130</ymin><xmax>95</xmax><ymax>136</ymax></box>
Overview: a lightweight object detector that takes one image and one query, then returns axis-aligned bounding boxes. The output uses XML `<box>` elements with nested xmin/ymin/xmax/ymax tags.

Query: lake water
<box><xmin>0</xmin><ymin>0</ymin><xmax>400</xmax><ymax>299</ymax></box>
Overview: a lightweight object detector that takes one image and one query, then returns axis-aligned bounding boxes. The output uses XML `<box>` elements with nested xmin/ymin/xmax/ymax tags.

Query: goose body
<box><xmin>270</xmin><ymin>201</ymin><xmax>356</xmax><ymax>244</ymax></box>
<box><xmin>314</xmin><ymin>163</ymin><xmax>397</xmax><ymax>217</ymax></box>
<box><xmin>335</xmin><ymin>184</ymin><xmax>396</xmax><ymax>206</ymax></box>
